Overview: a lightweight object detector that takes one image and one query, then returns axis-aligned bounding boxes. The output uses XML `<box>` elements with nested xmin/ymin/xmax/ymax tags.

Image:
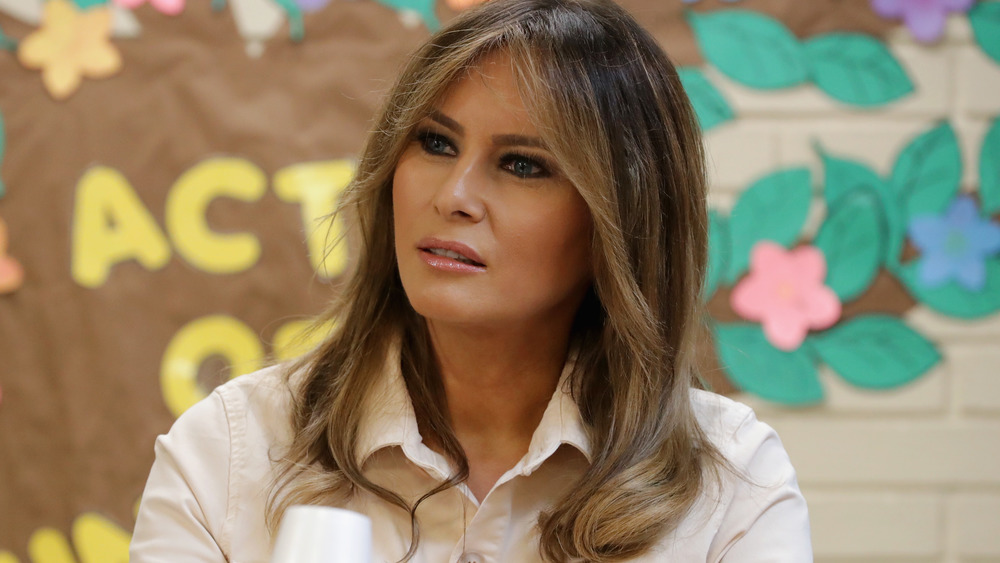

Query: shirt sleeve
<box><xmin>129</xmin><ymin>390</ymin><xmax>233</xmax><ymax>563</ymax></box>
<box><xmin>716</xmin><ymin>410</ymin><xmax>813</xmax><ymax>562</ymax></box>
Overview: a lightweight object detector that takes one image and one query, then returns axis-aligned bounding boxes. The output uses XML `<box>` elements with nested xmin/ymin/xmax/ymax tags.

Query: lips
<box><xmin>417</xmin><ymin>237</ymin><xmax>486</xmax><ymax>269</ymax></box>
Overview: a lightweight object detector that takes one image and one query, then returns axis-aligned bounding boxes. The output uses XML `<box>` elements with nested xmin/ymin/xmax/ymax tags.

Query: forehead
<box><xmin>432</xmin><ymin>53</ymin><xmax>537</xmax><ymax>129</ymax></box>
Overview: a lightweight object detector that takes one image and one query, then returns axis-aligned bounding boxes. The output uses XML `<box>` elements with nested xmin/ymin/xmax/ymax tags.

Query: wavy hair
<box><xmin>267</xmin><ymin>0</ymin><xmax>725</xmax><ymax>560</ymax></box>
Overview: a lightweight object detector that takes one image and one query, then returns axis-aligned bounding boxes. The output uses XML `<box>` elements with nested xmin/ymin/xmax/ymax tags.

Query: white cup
<box><xmin>270</xmin><ymin>505</ymin><xmax>373</xmax><ymax>563</ymax></box>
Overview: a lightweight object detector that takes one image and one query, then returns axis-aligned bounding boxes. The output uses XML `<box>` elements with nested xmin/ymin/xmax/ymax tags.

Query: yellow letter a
<box><xmin>72</xmin><ymin>167</ymin><xmax>171</xmax><ymax>289</ymax></box>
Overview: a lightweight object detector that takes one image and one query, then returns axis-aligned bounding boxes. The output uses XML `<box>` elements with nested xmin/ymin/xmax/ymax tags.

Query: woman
<box><xmin>130</xmin><ymin>0</ymin><xmax>812</xmax><ymax>561</ymax></box>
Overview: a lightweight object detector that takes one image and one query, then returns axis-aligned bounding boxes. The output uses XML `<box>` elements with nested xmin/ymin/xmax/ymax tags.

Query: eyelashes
<box><xmin>499</xmin><ymin>151</ymin><xmax>551</xmax><ymax>179</ymax></box>
<box><xmin>413</xmin><ymin>128</ymin><xmax>554</xmax><ymax>180</ymax></box>
<box><xmin>415</xmin><ymin>130</ymin><xmax>456</xmax><ymax>157</ymax></box>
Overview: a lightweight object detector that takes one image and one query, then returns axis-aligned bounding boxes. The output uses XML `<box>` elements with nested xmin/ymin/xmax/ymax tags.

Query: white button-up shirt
<box><xmin>131</xmin><ymin>354</ymin><xmax>812</xmax><ymax>562</ymax></box>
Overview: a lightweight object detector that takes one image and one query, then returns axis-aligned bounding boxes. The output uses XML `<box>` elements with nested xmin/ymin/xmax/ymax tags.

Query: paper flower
<box><xmin>17</xmin><ymin>0</ymin><xmax>122</xmax><ymax>100</ymax></box>
<box><xmin>294</xmin><ymin>0</ymin><xmax>332</xmax><ymax>12</ymax></box>
<box><xmin>870</xmin><ymin>0</ymin><xmax>975</xmax><ymax>43</ymax></box>
<box><xmin>0</xmin><ymin>216</ymin><xmax>24</xmax><ymax>294</ymax></box>
<box><xmin>446</xmin><ymin>0</ymin><xmax>489</xmax><ymax>10</ymax></box>
<box><xmin>731</xmin><ymin>242</ymin><xmax>841</xmax><ymax>351</ymax></box>
<box><xmin>908</xmin><ymin>196</ymin><xmax>1000</xmax><ymax>291</ymax></box>
<box><xmin>114</xmin><ymin>0</ymin><xmax>185</xmax><ymax>16</ymax></box>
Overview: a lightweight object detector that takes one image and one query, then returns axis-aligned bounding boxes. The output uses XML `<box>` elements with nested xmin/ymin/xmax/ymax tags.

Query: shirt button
<box><xmin>457</xmin><ymin>552</ymin><xmax>485</xmax><ymax>563</ymax></box>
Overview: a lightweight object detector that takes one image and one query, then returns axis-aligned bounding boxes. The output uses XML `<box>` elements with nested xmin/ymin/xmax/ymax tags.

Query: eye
<box><xmin>416</xmin><ymin>131</ymin><xmax>456</xmax><ymax>156</ymax></box>
<box><xmin>501</xmin><ymin>153</ymin><xmax>551</xmax><ymax>179</ymax></box>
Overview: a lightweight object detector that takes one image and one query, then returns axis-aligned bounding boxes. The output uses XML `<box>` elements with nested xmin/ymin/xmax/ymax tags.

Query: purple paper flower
<box><xmin>871</xmin><ymin>0</ymin><xmax>975</xmax><ymax>43</ymax></box>
<box><xmin>908</xmin><ymin>196</ymin><xmax>1000</xmax><ymax>291</ymax></box>
<box><xmin>294</xmin><ymin>0</ymin><xmax>332</xmax><ymax>12</ymax></box>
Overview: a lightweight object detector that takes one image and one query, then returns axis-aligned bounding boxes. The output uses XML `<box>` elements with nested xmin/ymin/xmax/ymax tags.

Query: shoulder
<box><xmin>132</xmin><ymin>365</ymin><xmax>295</xmax><ymax>561</ymax></box>
<box><xmin>158</xmin><ymin>363</ymin><xmax>297</xmax><ymax>479</ymax></box>
<box><xmin>688</xmin><ymin>388</ymin><xmax>756</xmax><ymax>444</ymax></box>
<box><xmin>169</xmin><ymin>365</ymin><xmax>296</xmax><ymax>528</ymax></box>
<box><xmin>680</xmin><ymin>389</ymin><xmax>813</xmax><ymax>559</ymax></box>
<box><xmin>688</xmin><ymin>388</ymin><xmax>789</xmax><ymax>478</ymax></box>
<box><xmin>212</xmin><ymin>364</ymin><xmax>294</xmax><ymax>424</ymax></box>
<box><xmin>210</xmin><ymin>363</ymin><xmax>297</xmax><ymax>453</ymax></box>
<box><xmin>168</xmin><ymin>364</ymin><xmax>292</xmax><ymax>437</ymax></box>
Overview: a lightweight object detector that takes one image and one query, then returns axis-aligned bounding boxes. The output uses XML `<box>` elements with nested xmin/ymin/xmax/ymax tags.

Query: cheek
<box><xmin>550</xmin><ymin>218</ymin><xmax>593</xmax><ymax>282</ymax></box>
<box><xmin>392</xmin><ymin>157</ymin><xmax>423</xmax><ymax>238</ymax></box>
<box><xmin>507</xmin><ymin>198</ymin><xmax>593</xmax><ymax>289</ymax></box>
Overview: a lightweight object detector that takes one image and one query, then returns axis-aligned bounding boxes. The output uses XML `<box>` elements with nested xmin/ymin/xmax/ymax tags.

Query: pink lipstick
<box><xmin>416</xmin><ymin>237</ymin><xmax>486</xmax><ymax>273</ymax></box>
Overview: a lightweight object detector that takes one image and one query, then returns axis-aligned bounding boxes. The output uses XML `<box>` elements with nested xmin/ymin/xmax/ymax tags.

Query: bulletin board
<box><xmin>1</xmin><ymin>0</ymin><xmax>997</xmax><ymax>560</ymax></box>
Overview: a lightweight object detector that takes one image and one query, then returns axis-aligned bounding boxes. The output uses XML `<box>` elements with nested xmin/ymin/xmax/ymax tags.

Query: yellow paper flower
<box><xmin>16</xmin><ymin>0</ymin><xmax>122</xmax><ymax>100</ymax></box>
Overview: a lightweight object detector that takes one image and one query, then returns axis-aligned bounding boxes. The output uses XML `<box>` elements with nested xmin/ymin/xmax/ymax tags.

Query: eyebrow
<box><xmin>428</xmin><ymin>110</ymin><xmax>548</xmax><ymax>150</ymax></box>
<box><xmin>429</xmin><ymin>111</ymin><xmax>464</xmax><ymax>135</ymax></box>
<box><xmin>492</xmin><ymin>134</ymin><xmax>547</xmax><ymax>149</ymax></box>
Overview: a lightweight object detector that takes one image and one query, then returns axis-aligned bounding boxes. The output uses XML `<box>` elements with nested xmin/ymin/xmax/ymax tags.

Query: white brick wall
<box><xmin>807</xmin><ymin>492</ymin><xmax>944</xmax><ymax>559</ymax></box>
<box><xmin>703</xmin><ymin>119</ymin><xmax>782</xmax><ymax>193</ymax></box>
<box><xmin>950</xmin><ymin>494</ymin><xmax>1000</xmax><ymax>559</ymax></box>
<box><xmin>708</xmin><ymin>14</ymin><xmax>1000</xmax><ymax>562</ymax></box>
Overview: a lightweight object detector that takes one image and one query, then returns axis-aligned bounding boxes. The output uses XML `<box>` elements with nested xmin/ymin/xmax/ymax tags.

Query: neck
<box><xmin>429</xmin><ymin>320</ymin><xmax>570</xmax><ymax>439</ymax></box>
<box><xmin>424</xmin><ymin>317</ymin><xmax>575</xmax><ymax>500</ymax></box>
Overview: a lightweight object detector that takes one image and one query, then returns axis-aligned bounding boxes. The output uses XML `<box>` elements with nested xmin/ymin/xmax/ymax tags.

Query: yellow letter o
<box><xmin>160</xmin><ymin>315</ymin><xmax>263</xmax><ymax>418</ymax></box>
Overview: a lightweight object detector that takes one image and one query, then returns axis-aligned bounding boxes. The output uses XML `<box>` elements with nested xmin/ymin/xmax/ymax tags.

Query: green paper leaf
<box><xmin>980</xmin><ymin>117</ymin><xmax>1000</xmax><ymax>215</ymax></box>
<box><xmin>687</xmin><ymin>10</ymin><xmax>808</xmax><ymax>90</ymax></box>
<box><xmin>814</xmin><ymin>189</ymin><xmax>884</xmax><ymax>301</ymax></box>
<box><xmin>705</xmin><ymin>210</ymin><xmax>728</xmax><ymax>298</ymax></box>
<box><xmin>820</xmin><ymin>147</ymin><xmax>887</xmax><ymax>204</ymax></box>
<box><xmin>803</xmin><ymin>33</ymin><xmax>913</xmax><ymax>107</ymax></box>
<box><xmin>898</xmin><ymin>258</ymin><xmax>1000</xmax><ymax>319</ymax></box>
<box><xmin>373</xmin><ymin>0</ymin><xmax>440</xmax><ymax>31</ymax></box>
<box><xmin>73</xmin><ymin>0</ymin><xmax>108</xmax><ymax>8</ymax></box>
<box><xmin>714</xmin><ymin>323</ymin><xmax>823</xmax><ymax>405</ymax></box>
<box><xmin>725</xmin><ymin>168</ymin><xmax>812</xmax><ymax>283</ymax></box>
<box><xmin>678</xmin><ymin>67</ymin><xmax>734</xmax><ymax>132</ymax></box>
<box><xmin>0</xmin><ymin>23</ymin><xmax>16</xmax><ymax>52</ymax></box>
<box><xmin>818</xmin><ymin>148</ymin><xmax>904</xmax><ymax>266</ymax></box>
<box><xmin>810</xmin><ymin>315</ymin><xmax>939</xmax><ymax>389</ymax></box>
<box><xmin>891</xmin><ymin>122</ymin><xmax>962</xmax><ymax>222</ymax></box>
<box><xmin>970</xmin><ymin>2</ymin><xmax>1000</xmax><ymax>65</ymax></box>
<box><xmin>272</xmin><ymin>0</ymin><xmax>305</xmax><ymax>41</ymax></box>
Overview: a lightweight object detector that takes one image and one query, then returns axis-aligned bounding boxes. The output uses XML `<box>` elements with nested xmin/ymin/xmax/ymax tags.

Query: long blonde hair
<box><xmin>268</xmin><ymin>1</ymin><xmax>723</xmax><ymax>560</ymax></box>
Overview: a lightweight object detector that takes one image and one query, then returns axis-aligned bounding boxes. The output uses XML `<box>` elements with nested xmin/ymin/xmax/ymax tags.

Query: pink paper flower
<box><xmin>870</xmin><ymin>0</ymin><xmax>975</xmax><ymax>43</ymax></box>
<box><xmin>730</xmin><ymin>242</ymin><xmax>841</xmax><ymax>351</ymax></box>
<box><xmin>445</xmin><ymin>0</ymin><xmax>490</xmax><ymax>10</ymax></box>
<box><xmin>114</xmin><ymin>0</ymin><xmax>185</xmax><ymax>16</ymax></box>
<box><xmin>0</xmin><ymin>216</ymin><xmax>24</xmax><ymax>295</ymax></box>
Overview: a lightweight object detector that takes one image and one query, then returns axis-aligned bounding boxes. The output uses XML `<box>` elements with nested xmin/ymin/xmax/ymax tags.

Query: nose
<box><xmin>432</xmin><ymin>159</ymin><xmax>486</xmax><ymax>222</ymax></box>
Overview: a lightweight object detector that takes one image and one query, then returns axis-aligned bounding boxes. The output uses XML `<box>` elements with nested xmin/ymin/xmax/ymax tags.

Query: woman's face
<box><xmin>393</xmin><ymin>55</ymin><xmax>593</xmax><ymax>331</ymax></box>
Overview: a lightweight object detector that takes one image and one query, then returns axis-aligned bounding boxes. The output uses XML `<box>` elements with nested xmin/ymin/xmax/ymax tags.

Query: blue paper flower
<box><xmin>908</xmin><ymin>196</ymin><xmax>1000</xmax><ymax>291</ymax></box>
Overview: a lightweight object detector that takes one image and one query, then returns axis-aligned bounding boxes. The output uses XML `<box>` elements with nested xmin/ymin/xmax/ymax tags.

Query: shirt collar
<box><xmin>520</xmin><ymin>357</ymin><xmax>592</xmax><ymax>471</ymax></box>
<box><xmin>355</xmin><ymin>341</ymin><xmax>592</xmax><ymax>476</ymax></box>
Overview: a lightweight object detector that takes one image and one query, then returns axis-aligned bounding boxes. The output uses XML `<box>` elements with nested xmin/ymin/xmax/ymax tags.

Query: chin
<box><xmin>406</xmin><ymin>292</ymin><xmax>497</xmax><ymax>326</ymax></box>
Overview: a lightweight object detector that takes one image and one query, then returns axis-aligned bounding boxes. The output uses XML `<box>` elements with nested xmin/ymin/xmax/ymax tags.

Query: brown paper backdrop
<box><xmin>0</xmin><ymin>0</ymin><xmax>895</xmax><ymax>557</ymax></box>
